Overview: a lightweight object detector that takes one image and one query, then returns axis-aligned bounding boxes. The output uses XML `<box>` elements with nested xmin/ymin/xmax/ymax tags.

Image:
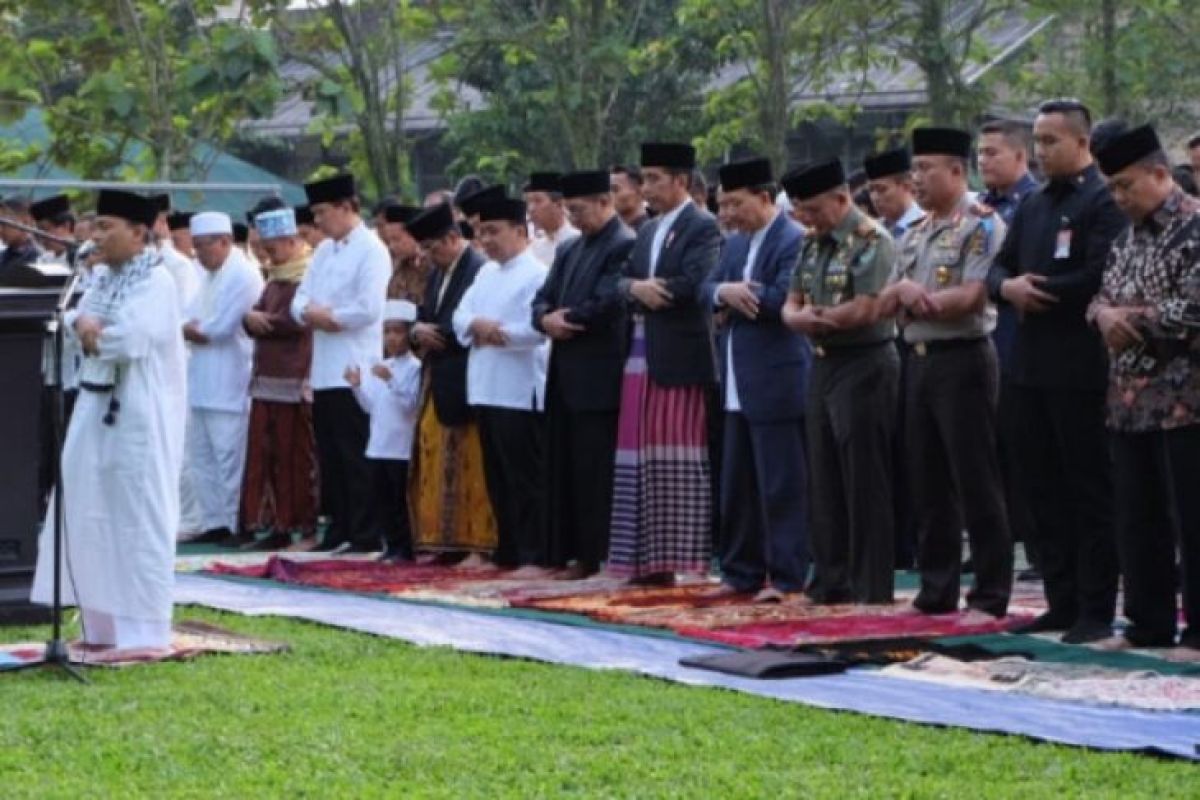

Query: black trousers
<box><xmin>891</xmin><ymin>340</ymin><xmax>917</xmax><ymax>569</ymax></box>
<box><xmin>370</xmin><ymin>458</ymin><xmax>413</xmax><ymax>558</ymax></box>
<box><xmin>719</xmin><ymin>412</ymin><xmax>810</xmax><ymax>593</ymax></box>
<box><xmin>312</xmin><ymin>388</ymin><xmax>374</xmax><ymax>548</ymax></box>
<box><xmin>544</xmin><ymin>387</ymin><xmax>618</xmax><ymax>569</ymax></box>
<box><xmin>906</xmin><ymin>340</ymin><xmax>1012</xmax><ymax>616</ymax></box>
<box><xmin>477</xmin><ymin>405</ymin><xmax>546</xmax><ymax>567</ymax></box>
<box><xmin>1011</xmin><ymin>385</ymin><xmax>1116</xmax><ymax>625</ymax></box>
<box><xmin>807</xmin><ymin>344</ymin><xmax>899</xmax><ymax>603</ymax></box>
<box><xmin>1111</xmin><ymin>426</ymin><xmax>1200</xmax><ymax>647</ymax></box>
<box><xmin>998</xmin><ymin>377</ymin><xmax>1040</xmax><ymax>568</ymax></box>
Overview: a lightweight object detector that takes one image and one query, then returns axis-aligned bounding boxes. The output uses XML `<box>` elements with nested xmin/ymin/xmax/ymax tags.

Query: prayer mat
<box><xmin>675</xmin><ymin>609</ymin><xmax>1032</xmax><ymax>649</ymax></box>
<box><xmin>208</xmin><ymin>555</ymin><xmax>508</xmax><ymax>594</ymax></box>
<box><xmin>0</xmin><ymin>620</ymin><xmax>287</xmax><ymax>669</ymax></box>
<box><xmin>884</xmin><ymin>654</ymin><xmax>1200</xmax><ymax>712</ymax></box>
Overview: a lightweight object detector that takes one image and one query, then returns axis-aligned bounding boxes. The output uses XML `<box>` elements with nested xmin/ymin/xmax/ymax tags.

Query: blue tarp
<box><xmin>176</xmin><ymin>574</ymin><xmax>1200</xmax><ymax>761</ymax></box>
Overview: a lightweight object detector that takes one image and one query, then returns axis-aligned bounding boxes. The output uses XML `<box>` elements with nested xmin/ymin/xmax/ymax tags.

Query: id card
<box><xmin>1054</xmin><ymin>228</ymin><xmax>1072</xmax><ymax>260</ymax></box>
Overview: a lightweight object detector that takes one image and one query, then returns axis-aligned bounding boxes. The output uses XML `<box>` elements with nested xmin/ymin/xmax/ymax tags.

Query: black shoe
<box><xmin>191</xmin><ymin>527</ymin><xmax>232</xmax><ymax>544</ymax></box>
<box><xmin>1061</xmin><ymin>620</ymin><xmax>1113</xmax><ymax>644</ymax></box>
<box><xmin>1016</xmin><ymin>567</ymin><xmax>1042</xmax><ymax>582</ymax></box>
<box><xmin>1012</xmin><ymin>612</ymin><xmax>1072</xmax><ymax>635</ymax></box>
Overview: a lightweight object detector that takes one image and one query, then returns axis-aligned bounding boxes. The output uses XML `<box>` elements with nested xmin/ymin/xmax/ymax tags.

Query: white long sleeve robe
<box><xmin>32</xmin><ymin>262</ymin><xmax>187</xmax><ymax>635</ymax></box>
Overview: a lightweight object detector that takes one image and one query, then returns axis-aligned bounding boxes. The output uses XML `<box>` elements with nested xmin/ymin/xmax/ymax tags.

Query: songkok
<box><xmin>405</xmin><ymin>202</ymin><xmax>457</xmax><ymax>242</ymax></box>
<box><xmin>780</xmin><ymin>159</ymin><xmax>846</xmax><ymax>200</ymax></box>
<box><xmin>560</xmin><ymin>170</ymin><xmax>612</xmax><ymax>199</ymax></box>
<box><xmin>30</xmin><ymin>194</ymin><xmax>70</xmax><ymax>222</ymax></box>
<box><xmin>863</xmin><ymin>148</ymin><xmax>912</xmax><ymax>180</ymax></box>
<box><xmin>383</xmin><ymin>299</ymin><xmax>418</xmax><ymax>323</ymax></box>
<box><xmin>255</xmin><ymin>207</ymin><xmax>298</xmax><ymax>240</ymax></box>
<box><xmin>304</xmin><ymin>173</ymin><xmax>356</xmax><ymax>205</ymax></box>
<box><xmin>149</xmin><ymin>193</ymin><xmax>171</xmax><ymax>213</ymax></box>
<box><xmin>384</xmin><ymin>204</ymin><xmax>422</xmax><ymax>225</ymax></box>
<box><xmin>912</xmin><ymin>127</ymin><xmax>972</xmax><ymax>159</ymax></box>
<box><xmin>458</xmin><ymin>184</ymin><xmax>506</xmax><ymax>217</ymax></box>
<box><xmin>190</xmin><ymin>211</ymin><xmax>233</xmax><ymax>237</ymax></box>
<box><xmin>523</xmin><ymin>172</ymin><xmax>562</xmax><ymax>194</ymax></box>
<box><xmin>641</xmin><ymin>142</ymin><xmax>696</xmax><ymax>170</ymax></box>
<box><xmin>477</xmin><ymin>197</ymin><xmax>527</xmax><ymax>224</ymax></box>
<box><xmin>166</xmin><ymin>211</ymin><xmax>194</xmax><ymax>231</ymax></box>
<box><xmin>1095</xmin><ymin>124</ymin><xmax>1163</xmax><ymax>176</ymax></box>
<box><xmin>718</xmin><ymin>158</ymin><xmax>773</xmax><ymax>192</ymax></box>
<box><xmin>95</xmin><ymin>190</ymin><xmax>158</xmax><ymax>227</ymax></box>
<box><xmin>295</xmin><ymin>205</ymin><xmax>315</xmax><ymax>226</ymax></box>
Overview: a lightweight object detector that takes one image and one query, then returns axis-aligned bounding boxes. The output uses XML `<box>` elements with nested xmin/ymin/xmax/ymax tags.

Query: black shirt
<box><xmin>987</xmin><ymin>164</ymin><xmax>1128</xmax><ymax>391</ymax></box>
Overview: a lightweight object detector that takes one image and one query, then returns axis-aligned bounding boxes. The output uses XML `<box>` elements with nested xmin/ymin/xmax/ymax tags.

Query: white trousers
<box><xmin>82</xmin><ymin>609</ymin><xmax>172</xmax><ymax>649</ymax></box>
<box><xmin>186</xmin><ymin>408</ymin><xmax>250</xmax><ymax>533</ymax></box>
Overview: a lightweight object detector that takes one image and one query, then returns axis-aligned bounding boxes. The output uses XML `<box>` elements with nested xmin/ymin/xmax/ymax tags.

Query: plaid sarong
<box><xmin>607</xmin><ymin>320</ymin><xmax>711</xmax><ymax>577</ymax></box>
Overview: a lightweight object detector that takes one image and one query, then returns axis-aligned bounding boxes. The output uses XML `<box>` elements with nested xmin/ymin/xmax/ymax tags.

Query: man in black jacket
<box><xmin>406</xmin><ymin>202</ymin><xmax>497</xmax><ymax>563</ymax></box>
<box><xmin>532</xmin><ymin>170</ymin><xmax>635</xmax><ymax>578</ymax></box>
<box><xmin>607</xmin><ymin>142</ymin><xmax>722</xmax><ymax>584</ymax></box>
<box><xmin>987</xmin><ymin>99</ymin><xmax>1126</xmax><ymax>643</ymax></box>
<box><xmin>0</xmin><ymin>196</ymin><xmax>47</xmax><ymax>287</ymax></box>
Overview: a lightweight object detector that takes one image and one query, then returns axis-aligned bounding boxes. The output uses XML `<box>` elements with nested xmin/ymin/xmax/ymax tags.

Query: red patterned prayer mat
<box><xmin>675</xmin><ymin>610</ymin><xmax>1030</xmax><ymax>649</ymax></box>
<box><xmin>0</xmin><ymin>621</ymin><xmax>287</xmax><ymax>669</ymax></box>
<box><xmin>208</xmin><ymin>556</ymin><xmax>508</xmax><ymax>594</ymax></box>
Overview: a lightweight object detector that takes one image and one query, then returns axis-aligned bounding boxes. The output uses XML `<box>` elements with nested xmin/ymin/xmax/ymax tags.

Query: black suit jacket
<box><xmin>419</xmin><ymin>246</ymin><xmax>485</xmax><ymax>425</ymax></box>
<box><xmin>987</xmin><ymin>164</ymin><xmax>1127</xmax><ymax>391</ymax></box>
<box><xmin>618</xmin><ymin>202</ymin><xmax>722</xmax><ymax>387</ymax></box>
<box><xmin>532</xmin><ymin>215</ymin><xmax>634</xmax><ymax>412</ymax></box>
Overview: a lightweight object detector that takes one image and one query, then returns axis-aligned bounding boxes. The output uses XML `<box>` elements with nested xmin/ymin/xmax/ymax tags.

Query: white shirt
<box><xmin>530</xmin><ymin>221</ymin><xmax>580</xmax><ymax>266</ymax></box>
<box><xmin>290</xmin><ymin>222</ymin><xmax>391</xmax><ymax>390</ymax></box>
<box><xmin>452</xmin><ymin>247</ymin><xmax>549</xmax><ymax>411</ymax></box>
<box><xmin>722</xmin><ymin>213</ymin><xmax>775</xmax><ymax>412</ymax></box>
<box><xmin>158</xmin><ymin>241</ymin><xmax>200</xmax><ymax>311</ymax></box>
<box><xmin>650</xmin><ymin>199</ymin><xmax>691</xmax><ymax>276</ymax></box>
<box><xmin>185</xmin><ymin>248</ymin><xmax>264</xmax><ymax>412</ymax></box>
<box><xmin>351</xmin><ymin>352</ymin><xmax>422</xmax><ymax>461</ymax></box>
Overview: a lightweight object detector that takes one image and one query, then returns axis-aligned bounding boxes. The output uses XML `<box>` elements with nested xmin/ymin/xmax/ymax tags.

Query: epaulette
<box><xmin>855</xmin><ymin>220</ymin><xmax>879</xmax><ymax>239</ymax></box>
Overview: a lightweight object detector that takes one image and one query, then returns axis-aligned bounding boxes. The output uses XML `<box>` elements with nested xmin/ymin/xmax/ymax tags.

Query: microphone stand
<box><xmin>7</xmin><ymin>235</ymin><xmax>89</xmax><ymax>682</ymax></box>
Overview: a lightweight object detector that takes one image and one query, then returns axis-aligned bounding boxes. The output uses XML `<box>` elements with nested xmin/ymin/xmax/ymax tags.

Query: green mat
<box><xmin>936</xmin><ymin>632</ymin><xmax>1200</xmax><ymax>676</ymax></box>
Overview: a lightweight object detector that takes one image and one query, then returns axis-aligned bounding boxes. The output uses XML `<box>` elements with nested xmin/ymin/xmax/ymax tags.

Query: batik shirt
<box><xmin>1090</xmin><ymin>189</ymin><xmax>1200</xmax><ymax>432</ymax></box>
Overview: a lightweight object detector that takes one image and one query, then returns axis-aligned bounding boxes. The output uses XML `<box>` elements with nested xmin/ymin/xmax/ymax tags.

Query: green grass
<box><xmin>1</xmin><ymin>608</ymin><xmax>1196</xmax><ymax>799</ymax></box>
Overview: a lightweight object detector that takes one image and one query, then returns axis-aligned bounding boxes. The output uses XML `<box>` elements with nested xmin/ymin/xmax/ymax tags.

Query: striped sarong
<box><xmin>607</xmin><ymin>320</ymin><xmax>711</xmax><ymax>577</ymax></box>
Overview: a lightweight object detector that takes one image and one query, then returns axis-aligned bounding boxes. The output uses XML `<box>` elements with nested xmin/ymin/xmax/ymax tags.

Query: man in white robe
<box><xmin>32</xmin><ymin>189</ymin><xmax>186</xmax><ymax>651</ymax></box>
<box><xmin>182</xmin><ymin>212</ymin><xmax>264</xmax><ymax>544</ymax></box>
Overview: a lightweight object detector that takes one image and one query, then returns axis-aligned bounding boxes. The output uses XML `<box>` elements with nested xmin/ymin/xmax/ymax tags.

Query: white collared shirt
<box><xmin>452</xmin><ymin>247</ymin><xmax>549</xmax><ymax>411</ymax></box>
<box><xmin>290</xmin><ymin>222</ymin><xmax>391</xmax><ymax>390</ymax></box>
<box><xmin>186</xmin><ymin>248</ymin><xmax>264</xmax><ymax>412</ymax></box>
<box><xmin>724</xmin><ymin>213</ymin><xmax>776</xmax><ymax>412</ymax></box>
<box><xmin>530</xmin><ymin>221</ymin><xmax>580</xmax><ymax>266</ymax></box>
<box><xmin>351</xmin><ymin>352</ymin><xmax>422</xmax><ymax>460</ymax></box>
<box><xmin>650</xmin><ymin>199</ymin><xmax>692</xmax><ymax>276</ymax></box>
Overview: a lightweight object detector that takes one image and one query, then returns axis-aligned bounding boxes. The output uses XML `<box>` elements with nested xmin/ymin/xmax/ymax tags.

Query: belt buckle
<box><xmin>913</xmin><ymin>342</ymin><xmax>927</xmax><ymax>357</ymax></box>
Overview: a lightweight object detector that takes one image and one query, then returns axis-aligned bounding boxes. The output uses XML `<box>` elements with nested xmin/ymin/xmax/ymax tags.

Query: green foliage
<box><xmin>436</xmin><ymin>0</ymin><xmax>706</xmax><ymax>181</ymax></box>
<box><xmin>0</xmin><ymin>0</ymin><xmax>282</xmax><ymax>181</ymax></box>
<box><xmin>1</xmin><ymin>607</ymin><xmax>1198</xmax><ymax>797</ymax></box>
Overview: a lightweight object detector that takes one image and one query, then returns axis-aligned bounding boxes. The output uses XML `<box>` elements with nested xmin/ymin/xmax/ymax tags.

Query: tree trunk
<box><xmin>1099</xmin><ymin>0</ymin><xmax>1119</xmax><ymax>117</ymax></box>
<box><xmin>760</xmin><ymin>0</ymin><xmax>790</xmax><ymax>173</ymax></box>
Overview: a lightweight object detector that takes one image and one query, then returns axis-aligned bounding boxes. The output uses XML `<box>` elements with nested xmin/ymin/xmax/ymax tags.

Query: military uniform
<box><xmin>794</xmin><ymin>204</ymin><xmax>900</xmax><ymax>603</ymax></box>
<box><xmin>889</xmin><ymin>193</ymin><xmax>1013</xmax><ymax>616</ymax></box>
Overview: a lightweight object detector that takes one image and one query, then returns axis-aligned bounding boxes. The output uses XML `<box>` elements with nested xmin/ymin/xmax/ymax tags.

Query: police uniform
<box><xmin>785</xmin><ymin>160</ymin><xmax>900</xmax><ymax>604</ymax></box>
<box><xmin>890</xmin><ymin>131</ymin><xmax>1013</xmax><ymax>616</ymax></box>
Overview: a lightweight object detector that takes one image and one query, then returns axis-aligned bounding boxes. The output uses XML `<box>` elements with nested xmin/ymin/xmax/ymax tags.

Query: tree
<box><xmin>675</xmin><ymin>0</ymin><xmax>864</xmax><ymax>172</ymax></box>
<box><xmin>434</xmin><ymin>0</ymin><xmax>707</xmax><ymax>180</ymax></box>
<box><xmin>0</xmin><ymin>0</ymin><xmax>281</xmax><ymax>180</ymax></box>
<box><xmin>1012</xmin><ymin>0</ymin><xmax>1200</xmax><ymax>131</ymax></box>
<box><xmin>248</xmin><ymin>0</ymin><xmax>442</xmax><ymax>197</ymax></box>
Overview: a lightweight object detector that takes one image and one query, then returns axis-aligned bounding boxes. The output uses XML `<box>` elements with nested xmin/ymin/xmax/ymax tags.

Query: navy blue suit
<box><xmin>700</xmin><ymin>212</ymin><xmax>811</xmax><ymax>592</ymax></box>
